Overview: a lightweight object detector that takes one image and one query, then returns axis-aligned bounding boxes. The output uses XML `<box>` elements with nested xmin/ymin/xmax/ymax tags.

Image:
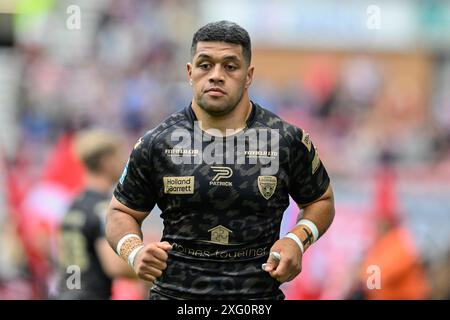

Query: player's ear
<box><xmin>187</xmin><ymin>63</ymin><xmax>193</xmax><ymax>86</ymax></box>
<box><xmin>245</xmin><ymin>65</ymin><xmax>254</xmax><ymax>89</ymax></box>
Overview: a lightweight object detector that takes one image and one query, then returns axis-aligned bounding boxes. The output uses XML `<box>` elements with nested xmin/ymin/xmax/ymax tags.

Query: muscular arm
<box><xmin>290</xmin><ymin>183</ymin><xmax>335</xmax><ymax>250</ymax></box>
<box><xmin>105</xmin><ymin>195</ymin><xmax>149</xmax><ymax>252</ymax></box>
<box><xmin>105</xmin><ymin>195</ymin><xmax>171</xmax><ymax>283</ymax></box>
<box><xmin>265</xmin><ymin>184</ymin><xmax>335</xmax><ymax>283</ymax></box>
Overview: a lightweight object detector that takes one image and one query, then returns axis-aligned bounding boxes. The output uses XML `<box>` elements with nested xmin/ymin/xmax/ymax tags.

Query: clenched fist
<box><xmin>133</xmin><ymin>241</ymin><xmax>172</xmax><ymax>283</ymax></box>
<box><xmin>262</xmin><ymin>238</ymin><xmax>303</xmax><ymax>283</ymax></box>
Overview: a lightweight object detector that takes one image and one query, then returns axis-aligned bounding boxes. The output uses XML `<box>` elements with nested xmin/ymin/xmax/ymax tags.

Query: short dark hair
<box><xmin>191</xmin><ymin>20</ymin><xmax>252</xmax><ymax>64</ymax></box>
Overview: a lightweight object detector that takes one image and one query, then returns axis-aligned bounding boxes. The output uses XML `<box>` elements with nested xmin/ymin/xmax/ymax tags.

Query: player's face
<box><xmin>187</xmin><ymin>41</ymin><xmax>254</xmax><ymax>116</ymax></box>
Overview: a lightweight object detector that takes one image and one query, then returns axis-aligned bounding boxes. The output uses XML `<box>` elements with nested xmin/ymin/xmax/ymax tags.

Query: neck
<box><xmin>85</xmin><ymin>173</ymin><xmax>111</xmax><ymax>195</ymax></box>
<box><xmin>191</xmin><ymin>95</ymin><xmax>252</xmax><ymax>136</ymax></box>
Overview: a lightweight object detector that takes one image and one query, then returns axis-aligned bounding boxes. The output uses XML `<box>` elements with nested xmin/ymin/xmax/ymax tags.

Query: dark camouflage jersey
<box><xmin>58</xmin><ymin>189</ymin><xmax>112</xmax><ymax>299</ymax></box>
<box><xmin>114</xmin><ymin>101</ymin><xmax>330</xmax><ymax>300</ymax></box>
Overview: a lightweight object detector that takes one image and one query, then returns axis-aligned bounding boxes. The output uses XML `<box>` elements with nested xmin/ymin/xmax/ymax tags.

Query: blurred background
<box><xmin>0</xmin><ymin>0</ymin><xmax>449</xmax><ymax>299</ymax></box>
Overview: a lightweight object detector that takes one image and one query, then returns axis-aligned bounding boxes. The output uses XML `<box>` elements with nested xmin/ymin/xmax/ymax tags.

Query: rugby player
<box><xmin>57</xmin><ymin>130</ymin><xmax>135</xmax><ymax>299</ymax></box>
<box><xmin>106</xmin><ymin>21</ymin><xmax>335</xmax><ymax>300</ymax></box>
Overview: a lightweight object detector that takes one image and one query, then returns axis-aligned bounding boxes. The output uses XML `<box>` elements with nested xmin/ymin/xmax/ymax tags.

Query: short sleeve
<box><xmin>113</xmin><ymin>133</ymin><xmax>157</xmax><ymax>212</ymax></box>
<box><xmin>288</xmin><ymin>128</ymin><xmax>330</xmax><ymax>205</ymax></box>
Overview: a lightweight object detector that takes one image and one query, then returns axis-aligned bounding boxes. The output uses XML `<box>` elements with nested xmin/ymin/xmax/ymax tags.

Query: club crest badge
<box><xmin>258</xmin><ymin>176</ymin><xmax>277</xmax><ymax>200</ymax></box>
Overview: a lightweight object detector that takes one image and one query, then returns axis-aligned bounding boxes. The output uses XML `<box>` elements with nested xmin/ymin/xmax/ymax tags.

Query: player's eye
<box><xmin>199</xmin><ymin>63</ymin><xmax>212</xmax><ymax>70</ymax></box>
<box><xmin>225</xmin><ymin>64</ymin><xmax>237</xmax><ymax>71</ymax></box>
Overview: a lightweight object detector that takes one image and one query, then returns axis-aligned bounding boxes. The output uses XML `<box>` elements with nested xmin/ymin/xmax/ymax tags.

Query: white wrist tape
<box><xmin>116</xmin><ymin>234</ymin><xmax>142</xmax><ymax>256</ymax></box>
<box><xmin>284</xmin><ymin>233</ymin><xmax>304</xmax><ymax>254</ymax></box>
<box><xmin>296</xmin><ymin>219</ymin><xmax>319</xmax><ymax>242</ymax></box>
<box><xmin>128</xmin><ymin>245</ymin><xmax>144</xmax><ymax>268</ymax></box>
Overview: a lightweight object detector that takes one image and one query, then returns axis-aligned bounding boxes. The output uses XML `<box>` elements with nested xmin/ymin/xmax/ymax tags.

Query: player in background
<box><xmin>57</xmin><ymin>130</ymin><xmax>135</xmax><ymax>299</ymax></box>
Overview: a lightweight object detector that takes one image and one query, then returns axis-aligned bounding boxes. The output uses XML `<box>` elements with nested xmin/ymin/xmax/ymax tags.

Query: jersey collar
<box><xmin>184</xmin><ymin>101</ymin><xmax>258</xmax><ymax>129</ymax></box>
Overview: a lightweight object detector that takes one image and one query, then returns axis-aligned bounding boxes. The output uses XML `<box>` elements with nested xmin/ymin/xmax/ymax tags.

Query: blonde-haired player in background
<box><xmin>57</xmin><ymin>130</ymin><xmax>135</xmax><ymax>299</ymax></box>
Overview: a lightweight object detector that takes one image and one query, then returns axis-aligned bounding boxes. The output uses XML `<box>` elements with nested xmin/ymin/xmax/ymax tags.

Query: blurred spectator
<box><xmin>348</xmin><ymin>153</ymin><xmax>431</xmax><ymax>299</ymax></box>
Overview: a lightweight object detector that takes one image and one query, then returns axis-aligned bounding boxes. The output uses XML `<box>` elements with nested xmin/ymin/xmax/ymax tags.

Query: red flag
<box><xmin>41</xmin><ymin>133</ymin><xmax>86</xmax><ymax>195</ymax></box>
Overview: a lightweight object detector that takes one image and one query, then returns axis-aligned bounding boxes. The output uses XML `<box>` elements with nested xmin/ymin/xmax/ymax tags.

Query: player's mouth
<box><xmin>205</xmin><ymin>87</ymin><xmax>226</xmax><ymax>97</ymax></box>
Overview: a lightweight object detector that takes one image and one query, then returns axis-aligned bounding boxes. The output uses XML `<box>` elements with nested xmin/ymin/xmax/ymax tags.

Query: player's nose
<box><xmin>208</xmin><ymin>65</ymin><xmax>224</xmax><ymax>84</ymax></box>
